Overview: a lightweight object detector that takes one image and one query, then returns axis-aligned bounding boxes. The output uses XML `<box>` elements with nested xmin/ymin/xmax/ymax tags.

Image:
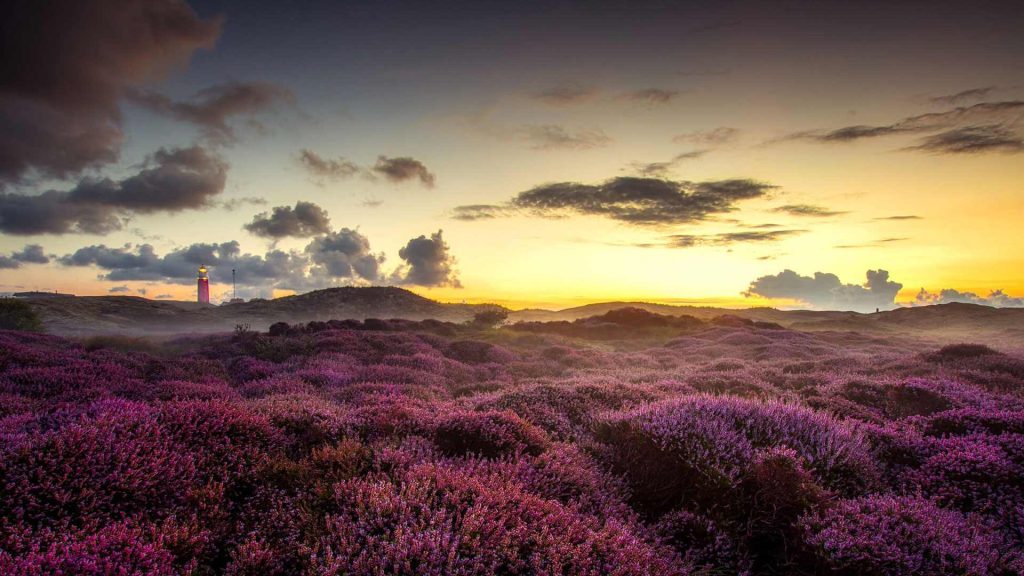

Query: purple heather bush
<box><xmin>801</xmin><ymin>495</ymin><xmax>1012</xmax><ymax>575</ymax></box>
<box><xmin>1</xmin><ymin>321</ymin><xmax>1023</xmax><ymax>573</ymax></box>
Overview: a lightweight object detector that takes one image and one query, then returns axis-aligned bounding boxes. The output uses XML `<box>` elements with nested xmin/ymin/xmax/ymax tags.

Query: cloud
<box><xmin>929</xmin><ymin>87</ymin><xmax>996</xmax><ymax>106</ymax></box>
<box><xmin>673</xmin><ymin>127</ymin><xmax>738</xmax><ymax>146</ymax></box>
<box><xmin>463</xmin><ymin>176</ymin><xmax>775</xmax><ymax>226</ymax></box>
<box><xmin>665</xmin><ymin>229</ymin><xmax>805</xmax><ymax>247</ymax></box>
<box><xmin>623</xmin><ymin>88</ymin><xmax>679</xmax><ymax>105</ymax></box>
<box><xmin>780</xmin><ymin>101</ymin><xmax>1024</xmax><ymax>154</ymax></box>
<box><xmin>298</xmin><ymin>149</ymin><xmax>360</xmax><ymax>182</ymax></box>
<box><xmin>630</xmin><ymin>150</ymin><xmax>707</xmax><ymax>177</ymax></box>
<box><xmin>450</xmin><ymin>204</ymin><xmax>514</xmax><ymax>221</ymax></box>
<box><xmin>812</xmin><ymin>125</ymin><xmax>909</xmax><ymax>142</ymax></box>
<box><xmin>244</xmin><ymin>201</ymin><xmax>333</xmax><ymax>239</ymax></box>
<box><xmin>108</xmin><ymin>285</ymin><xmax>130</xmax><ymax>293</ymax></box>
<box><xmin>743</xmin><ymin>268</ymin><xmax>903</xmax><ymax>311</ymax></box>
<box><xmin>126</xmin><ymin>81</ymin><xmax>294</xmax><ymax>144</ymax></box>
<box><xmin>59</xmin><ymin>229</ymin><xmax>388</xmax><ymax>297</ymax></box>
<box><xmin>915</xmin><ymin>288</ymin><xmax>1024</xmax><ymax>308</ymax></box>
<box><xmin>392</xmin><ymin>230</ymin><xmax>460</xmax><ymax>287</ymax></box>
<box><xmin>0</xmin><ymin>244</ymin><xmax>50</xmax><ymax>268</ymax></box>
<box><xmin>305</xmin><ymin>228</ymin><xmax>385</xmax><ymax>283</ymax></box>
<box><xmin>835</xmin><ymin>237</ymin><xmax>909</xmax><ymax>249</ymax></box>
<box><xmin>0</xmin><ymin>146</ymin><xmax>227</xmax><ymax>235</ymax></box>
<box><xmin>299</xmin><ymin>150</ymin><xmax>436</xmax><ymax>187</ymax></box>
<box><xmin>533</xmin><ymin>85</ymin><xmax>597</xmax><ymax>106</ymax></box>
<box><xmin>519</xmin><ymin>125</ymin><xmax>612</xmax><ymax>150</ymax></box>
<box><xmin>0</xmin><ymin>0</ymin><xmax>221</xmax><ymax>184</ymax></box>
<box><xmin>371</xmin><ymin>156</ymin><xmax>436</xmax><ymax>187</ymax></box>
<box><xmin>874</xmin><ymin>215</ymin><xmax>922</xmax><ymax>221</ymax></box>
<box><xmin>905</xmin><ymin>124</ymin><xmax>1024</xmax><ymax>154</ymax></box>
<box><xmin>217</xmin><ymin>197</ymin><xmax>268</xmax><ymax>211</ymax></box>
<box><xmin>771</xmin><ymin>204</ymin><xmax>847</xmax><ymax>217</ymax></box>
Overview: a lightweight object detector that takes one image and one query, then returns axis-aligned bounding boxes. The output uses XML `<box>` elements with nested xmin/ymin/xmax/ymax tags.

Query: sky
<box><xmin>1</xmin><ymin>0</ymin><xmax>1022</xmax><ymax>311</ymax></box>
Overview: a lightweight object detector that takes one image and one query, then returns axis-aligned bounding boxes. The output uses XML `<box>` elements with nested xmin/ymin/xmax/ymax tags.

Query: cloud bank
<box><xmin>0</xmin><ymin>244</ymin><xmax>49</xmax><ymax>269</ymax></box>
<box><xmin>743</xmin><ymin>269</ymin><xmax>903</xmax><ymax>312</ymax></box>
<box><xmin>915</xmin><ymin>288</ymin><xmax>1024</xmax><ymax>308</ymax></box>
<box><xmin>58</xmin><ymin>227</ymin><xmax>457</xmax><ymax>297</ymax></box>
<box><xmin>782</xmin><ymin>100</ymin><xmax>1024</xmax><ymax>154</ymax></box>
<box><xmin>0</xmin><ymin>0</ymin><xmax>221</xmax><ymax>184</ymax></box>
<box><xmin>454</xmin><ymin>176</ymin><xmax>775</xmax><ymax>227</ymax></box>
<box><xmin>0</xmin><ymin>146</ymin><xmax>227</xmax><ymax>235</ymax></box>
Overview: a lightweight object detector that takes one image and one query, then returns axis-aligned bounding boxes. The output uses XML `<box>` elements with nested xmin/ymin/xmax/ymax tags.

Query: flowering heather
<box><xmin>1</xmin><ymin>314</ymin><xmax>1023</xmax><ymax>573</ymax></box>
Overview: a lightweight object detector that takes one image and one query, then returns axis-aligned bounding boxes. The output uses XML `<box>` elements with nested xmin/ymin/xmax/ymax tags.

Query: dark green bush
<box><xmin>0</xmin><ymin>299</ymin><xmax>42</xmax><ymax>331</ymax></box>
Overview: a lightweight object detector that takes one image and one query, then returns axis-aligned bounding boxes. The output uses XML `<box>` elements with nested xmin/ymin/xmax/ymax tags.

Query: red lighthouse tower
<box><xmin>197</xmin><ymin>265</ymin><xmax>210</xmax><ymax>304</ymax></box>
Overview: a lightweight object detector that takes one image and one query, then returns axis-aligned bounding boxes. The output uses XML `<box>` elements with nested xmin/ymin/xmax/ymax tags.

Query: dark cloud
<box><xmin>68</xmin><ymin>147</ymin><xmax>227</xmax><ymax>212</ymax></box>
<box><xmin>519</xmin><ymin>125</ymin><xmax>612</xmax><ymax>150</ymax></box>
<box><xmin>533</xmin><ymin>85</ymin><xmax>596</xmax><ymax>106</ymax></box>
<box><xmin>623</xmin><ymin>88</ymin><xmax>679</xmax><ymax>105</ymax></box>
<box><xmin>815</xmin><ymin>125</ymin><xmax>909</xmax><ymax>141</ymax></box>
<box><xmin>0</xmin><ymin>244</ymin><xmax>50</xmax><ymax>268</ymax></box>
<box><xmin>929</xmin><ymin>87</ymin><xmax>996</xmax><ymax>106</ymax></box>
<box><xmin>154</xmin><ymin>294</ymin><xmax>174</xmax><ymax>300</ymax></box>
<box><xmin>481</xmin><ymin>176</ymin><xmax>775</xmax><ymax>226</ymax></box>
<box><xmin>874</xmin><ymin>215</ymin><xmax>922</xmax><ymax>221</ymax></box>
<box><xmin>392</xmin><ymin>230</ymin><xmax>460</xmax><ymax>288</ymax></box>
<box><xmin>305</xmin><ymin>228</ymin><xmax>384</xmax><ymax>283</ymax></box>
<box><xmin>664</xmin><ymin>229</ymin><xmax>804</xmax><ymax>248</ymax></box>
<box><xmin>450</xmin><ymin>204</ymin><xmax>513</xmax><ymax>221</ymax></box>
<box><xmin>0</xmin><ymin>0</ymin><xmax>221</xmax><ymax>184</ymax></box>
<box><xmin>108</xmin><ymin>285</ymin><xmax>130</xmax><ymax>293</ymax></box>
<box><xmin>298</xmin><ymin>149</ymin><xmax>360</xmax><ymax>181</ymax></box>
<box><xmin>630</xmin><ymin>151</ymin><xmax>707</xmax><ymax>177</ymax></box>
<box><xmin>906</xmin><ymin>124</ymin><xmax>1024</xmax><ymax>154</ymax></box>
<box><xmin>60</xmin><ymin>241</ymin><xmax>304</xmax><ymax>296</ymax></box>
<box><xmin>915</xmin><ymin>288</ymin><xmax>1024</xmax><ymax>308</ymax></box>
<box><xmin>781</xmin><ymin>101</ymin><xmax>1024</xmax><ymax>153</ymax></box>
<box><xmin>673</xmin><ymin>127</ymin><xmax>738</xmax><ymax>146</ymax></box>
<box><xmin>244</xmin><ymin>201</ymin><xmax>333</xmax><ymax>239</ymax></box>
<box><xmin>771</xmin><ymin>204</ymin><xmax>847</xmax><ymax>217</ymax></box>
<box><xmin>60</xmin><ymin>228</ymin><xmax>388</xmax><ymax>297</ymax></box>
<box><xmin>743</xmin><ymin>269</ymin><xmax>903</xmax><ymax>312</ymax></box>
<box><xmin>371</xmin><ymin>156</ymin><xmax>436</xmax><ymax>187</ymax></box>
<box><xmin>127</xmin><ymin>81</ymin><xmax>294</xmax><ymax>144</ymax></box>
<box><xmin>0</xmin><ymin>146</ymin><xmax>227</xmax><ymax>235</ymax></box>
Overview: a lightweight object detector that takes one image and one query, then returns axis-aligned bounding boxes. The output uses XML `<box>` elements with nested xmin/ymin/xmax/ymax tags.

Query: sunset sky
<box><xmin>1</xmin><ymin>0</ymin><xmax>1022</xmax><ymax>310</ymax></box>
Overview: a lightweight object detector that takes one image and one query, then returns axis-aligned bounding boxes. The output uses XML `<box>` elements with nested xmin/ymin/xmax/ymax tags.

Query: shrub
<box><xmin>433</xmin><ymin>409</ymin><xmax>551</xmax><ymax>458</ymax></box>
<box><xmin>599</xmin><ymin>395</ymin><xmax>878</xmax><ymax>515</ymax></box>
<box><xmin>800</xmin><ymin>495</ymin><xmax>1007</xmax><ymax>575</ymax></box>
<box><xmin>0</xmin><ymin>522</ymin><xmax>179</xmax><ymax>575</ymax></box>
<box><xmin>471</xmin><ymin>309</ymin><xmax>509</xmax><ymax>328</ymax></box>
<box><xmin>0</xmin><ymin>300</ymin><xmax>42</xmax><ymax>332</ymax></box>
<box><xmin>310</xmin><ymin>463</ymin><xmax>686</xmax><ymax>576</ymax></box>
<box><xmin>927</xmin><ymin>343</ymin><xmax>1003</xmax><ymax>362</ymax></box>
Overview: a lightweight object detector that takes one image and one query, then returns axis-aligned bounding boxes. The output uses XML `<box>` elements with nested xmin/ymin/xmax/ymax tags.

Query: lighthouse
<box><xmin>197</xmin><ymin>265</ymin><xmax>210</xmax><ymax>304</ymax></box>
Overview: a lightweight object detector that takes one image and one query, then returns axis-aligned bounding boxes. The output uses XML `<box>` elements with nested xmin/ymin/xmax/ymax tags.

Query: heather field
<box><xmin>2</xmin><ymin>310</ymin><xmax>1024</xmax><ymax>575</ymax></box>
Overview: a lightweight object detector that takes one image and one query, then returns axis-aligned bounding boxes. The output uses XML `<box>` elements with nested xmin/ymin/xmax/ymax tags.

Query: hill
<box><xmin>22</xmin><ymin>287</ymin><xmax>505</xmax><ymax>336</ymax></box>
<box><xmin>18</xmin><ymin>288</ymin><xmax>1024</xmax><ymax>343</ymax></box>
